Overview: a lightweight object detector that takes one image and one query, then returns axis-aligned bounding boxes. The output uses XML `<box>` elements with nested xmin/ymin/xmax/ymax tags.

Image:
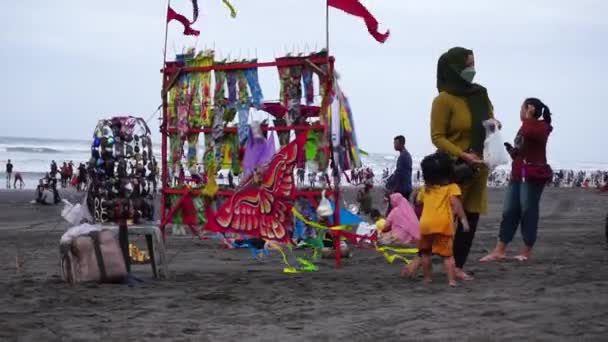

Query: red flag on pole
<box><xmin>167</xmin><ymin>6</ymin><xmax>200</xmax><ymax>36</ymax></box>
<box><xmin>328</xmin><ymin>0</ymin><xmax>389</xmax><ymax>43</ymax></box>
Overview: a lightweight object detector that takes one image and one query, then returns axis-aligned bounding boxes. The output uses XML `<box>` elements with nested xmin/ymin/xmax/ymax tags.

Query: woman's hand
<box><xmin>461</xmin><ymin>152</ymin><xmax>483</xmax><ymax>165</ymax></box>
<box><xmin>461</xmin><ymin>219</ymin><xmax>470</xmax><ymax>232</ymax></box>
<box><xmin>495</xmin><ymin>119</ymin><xmax>502</xmax><ymax>130</ymax></box>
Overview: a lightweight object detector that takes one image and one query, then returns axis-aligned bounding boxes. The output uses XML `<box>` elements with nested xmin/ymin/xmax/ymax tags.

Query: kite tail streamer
<box><xmin>375</xmin><ymin>245</ymin><xmax>419</xmax><ymax>264</ymax></box>
<box><xmin>302</xmin><ymin>67</ymin><xmax>314</xmax><ymax>105</ymax></box>
<box><xmin>226</xmin><ymin>70</ymin><xmax>238</xmax><ymax>109</ymax></box>
<box><xmin>214</xmin><ymin>63</ymin><xmax>227</xmax><ymax>106</ymax></box>
<box><xmin>237</xmin><ymin>103</ymin><xmax>249</xmax><ymax>145</ymax></box>
<box><xmin>190</xmin><ymin>0</ymin><xmax>200</xmax><ymax>23</ymax></box>
<box><xmin>245</xmin><ymin>66</ymin><xmax>264</xmax><ymax>109</ymax></box>
<box><xmin>287</xmin><ymin>64</ymin><xmax>303</xmax><ymax>125</ymax></box>
<box><xmin>222</xmin><ymin>0</ymin><xmax>237</xmax><ymax>18</ymax></box>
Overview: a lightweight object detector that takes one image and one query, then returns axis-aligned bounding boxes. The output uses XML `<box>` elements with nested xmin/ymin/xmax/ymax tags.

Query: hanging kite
<box><xmin>203</xmin><ymin>133</ymin><xmax>305</xmax><ymax>243</ymax></box>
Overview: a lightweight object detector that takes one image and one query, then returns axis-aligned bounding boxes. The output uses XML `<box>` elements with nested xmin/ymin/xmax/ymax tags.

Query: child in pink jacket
<box><xmin>380</xmin><ymin>193</ymin><xmax>420</xmax><ymax>245</ymax></box>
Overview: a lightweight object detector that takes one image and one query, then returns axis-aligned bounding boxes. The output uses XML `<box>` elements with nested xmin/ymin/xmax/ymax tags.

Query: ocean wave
<box><xmin>1</xmin><ymin>145</ymin><xmax>91</xmax><ymax>154</ymax></box>
<box><xmin>6</xmin><ymin>146</ymin><xmax>64</xmax><ymax>153</ymax></box>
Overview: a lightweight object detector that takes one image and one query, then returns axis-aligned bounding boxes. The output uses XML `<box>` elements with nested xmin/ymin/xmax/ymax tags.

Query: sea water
<box><xmin>1</xmin><ymin>136</ymin><xmax>606</xmax><ymax>189</ymax></box>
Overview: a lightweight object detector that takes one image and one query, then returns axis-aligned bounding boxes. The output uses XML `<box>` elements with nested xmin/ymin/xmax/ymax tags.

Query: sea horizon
<box><xmin>1</xmin><ymin>135</ymin><xmax>607</xmax><ymax>180</ymax></box>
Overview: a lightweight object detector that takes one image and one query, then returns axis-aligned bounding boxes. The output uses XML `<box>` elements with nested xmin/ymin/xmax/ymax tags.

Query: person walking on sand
<box><xmin>13</xmin><ymin>172</ymin><xmax>25</xmax><ymax>189</ymax></box>
<box><xmin>480</xmin><ymin>98</ymin><xmax>553</xmax><ymax>262</ymax></box>
<box><xmin>6</xmin><ymin>159</ymin><xmax>13</xmax><ymax>188</ymax></box>
<box><xmin>430</xmin><ymin>47</ymin><xmax>500</xmax><ymax>280</ymax></box>
<box><xmin>385</xmin><ymin>135</ymin><xmax>413</xmax><ymax>203</ymax></box>
<box><xmin>416</xmin><ymin>152</ymin><xmax>469</xmax><ymax>286</ymax></box>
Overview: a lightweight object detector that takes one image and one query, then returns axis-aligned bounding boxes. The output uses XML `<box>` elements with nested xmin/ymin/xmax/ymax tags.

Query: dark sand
<box><xmin>1</xmin><ymin>187</ymin><xmax>607</xmax><ymax>341</ymax></box>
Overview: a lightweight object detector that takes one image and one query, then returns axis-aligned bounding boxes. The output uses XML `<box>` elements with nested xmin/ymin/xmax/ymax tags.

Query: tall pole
<box><xmin>160</xmin><ymin>0</ymin><xmax>171</xmax><ymax>239</ymax></box>
<box><xmin>325</xmin><ymin>0</ymin><xmax>329</xmax><ymax>56</ymax></box>
<box><xmin>326</xmin><ymin>1</ymin><xmax>343</xmax><ymax>268</ymax></box>
<box><xmin>162</xmin><ymin>0</ymin><xmax>172</xmax><ymax>68</ymax></box>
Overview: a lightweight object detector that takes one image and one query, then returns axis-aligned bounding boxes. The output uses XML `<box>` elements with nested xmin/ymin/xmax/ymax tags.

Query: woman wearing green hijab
<box><xmin>430</xmin><ymin>47</ymin><xmax>498</xmax><ymax>280</ymax></box>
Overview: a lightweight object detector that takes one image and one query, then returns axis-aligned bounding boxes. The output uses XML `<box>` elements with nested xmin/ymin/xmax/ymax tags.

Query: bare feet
<box><xmin>455</xmin><ymin>268</ymin><xmax>474</xmax><ymax>281</ymax></box>
<box><xmin>449</xmin><ymin>280</ymin><xmax>457</xmax><ymax>287</ymax></box>
<box><xmin>401</xmin><ymin>259</ymin><xmax>419</xmax><ymax>279</ymax></box>
<box><xmin>479</xmin><ymin>252</ymin><xmax>506</xmax><ymax>262</ymax></box>
<box><xmin>423</xmin><ymin>278</ymin><xmax>433</xmax><ymax>285</ymax></box>
<box><xmin>514</xmin><ymin>246</ymin><xmax>532</xmax><ymax>261</ymax></box>
<box><xmin>513</xmin><ymin>255</ymin><xmax>529</xmax><ymax>262</ymax></box>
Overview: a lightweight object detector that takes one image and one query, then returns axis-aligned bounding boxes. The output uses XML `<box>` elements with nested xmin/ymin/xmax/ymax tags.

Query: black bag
<box><xmin>452</xmin><ymin>158</ymin><xmax>477</xmax><ymax>184</ymax></box>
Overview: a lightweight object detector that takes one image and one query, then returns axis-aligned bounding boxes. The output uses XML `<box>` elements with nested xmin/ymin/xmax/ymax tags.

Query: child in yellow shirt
<box><xmin>417</xmin><ymin>153</ymin><xmax>469</xmax><ymax>286</ymax></box>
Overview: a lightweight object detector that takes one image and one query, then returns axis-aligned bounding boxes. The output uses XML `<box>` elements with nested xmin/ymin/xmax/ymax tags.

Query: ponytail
<box><xmin>541</xmin><ymin>104</ymin><xmax>552</xmax><ymax>125</ymax></box>
<box><xmin>525</xmin><ymin>97</ymin><xmax>552</xmax><ymax>125</ymax></box>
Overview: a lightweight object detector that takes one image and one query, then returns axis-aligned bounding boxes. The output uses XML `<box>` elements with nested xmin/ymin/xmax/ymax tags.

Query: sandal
<box><xmin>479</xmin><ymin>253</ymin><xmax>506</xmax><ymax>262</ymax></box>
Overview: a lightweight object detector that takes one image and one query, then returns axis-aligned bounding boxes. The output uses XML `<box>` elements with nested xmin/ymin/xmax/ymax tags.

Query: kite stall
<box><xmin>158</xmin><ymin>48</ymin><xmax>385</xmax><ymax>270</ymax></box>
<box><xmin>156</xmin><ymin>0</ymin><xmax>410</xmax><ymax>272</ymax></box>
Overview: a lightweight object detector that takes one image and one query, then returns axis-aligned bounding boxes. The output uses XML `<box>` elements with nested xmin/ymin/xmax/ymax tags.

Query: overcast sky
<box><xmin>1</xmin><ymin>0</ymin><xmax>606</xmax><ymax>164</ymax></box>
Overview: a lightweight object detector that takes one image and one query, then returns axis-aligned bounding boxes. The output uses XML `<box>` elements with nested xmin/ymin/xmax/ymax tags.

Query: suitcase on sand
<box><xmin>61</xmin><ymin>229</ymin><xmax>127</xmax><ymax>284</ymax></box>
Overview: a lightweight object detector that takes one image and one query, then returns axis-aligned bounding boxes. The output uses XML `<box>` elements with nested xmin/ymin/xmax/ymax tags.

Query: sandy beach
<box><xmin>1</xmin><ymin>187</ymin><xmax>607</xmax><ymax>341</ymax></box>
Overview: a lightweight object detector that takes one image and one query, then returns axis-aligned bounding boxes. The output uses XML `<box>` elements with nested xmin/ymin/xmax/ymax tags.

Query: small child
<box><xmin>370</xmin><ymin>209</ymin><xmax>385</xmax><ymax>236</ymax></box>
<box><xmin>417</xmin><ymin>152</ymin><xmax>469</xmax><ymax>287</ymax></box>
<box><xmin>356</xmin><ymin>183</ymin><xmax>373</xmax><ymax>215</ymax></box>
<box><xmin>379</xmin><ymin>193</ymin><xmax>420</xmax><ymax>246</ymax></box>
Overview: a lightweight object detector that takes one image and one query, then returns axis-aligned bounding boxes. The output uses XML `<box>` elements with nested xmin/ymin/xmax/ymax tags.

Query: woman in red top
<box><xmin>481</xmin><ymin>98</ymin><xmax>553</xmax><ymax>262</ymax></box>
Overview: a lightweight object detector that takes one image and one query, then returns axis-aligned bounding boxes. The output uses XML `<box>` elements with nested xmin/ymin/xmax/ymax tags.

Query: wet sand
<box><xmin>1</xmin><ymin>187</ymin><xmax>607</xmax><ymax>341</ymax></box>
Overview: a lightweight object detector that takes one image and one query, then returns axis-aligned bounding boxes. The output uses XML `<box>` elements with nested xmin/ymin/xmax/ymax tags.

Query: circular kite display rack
<box><xmin>86</xmin><ymin>116</ymin><xmax>156</xmax><ymax>225</ymax></box>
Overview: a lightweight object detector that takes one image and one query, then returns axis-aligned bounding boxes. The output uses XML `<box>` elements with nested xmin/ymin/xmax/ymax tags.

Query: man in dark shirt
<box><xmin>386</xmin><ymin>135</ymin><xmax>413</xmax><ymax>200</ymax></box>
<box><xmin>6</xmin><ymin>160</ymin><xmax>13</xmax><ymax>188</ymax></box>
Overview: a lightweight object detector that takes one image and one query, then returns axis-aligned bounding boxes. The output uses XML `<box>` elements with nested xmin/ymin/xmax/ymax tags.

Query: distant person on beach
<box><xmin>6</xmin><ymin>160</ymin><xmax>13</xmax><ymax>188</ymax></box>
<box><xmin>77</xmin><ymin>163</ymin><xmax>87</xmax><ymax>191</ymax></box>
<box><xmin>356</xmin><ymin>183</ymin><xmax>373</xmax><ymax>215</ymax></box>
<box><xmin>416</xmin><ymin>152</ymin><xmax>469</xmax><ymax>286</ymax></box>
<box><xmin>60</xmin><ymin>162</ymin><xmax>68</xmax><ymax>188</ymax></box>
<box><xmin>147</xmin><ymin>158</ymin><xmax>157</xmax><ymax>193</ymax></box>
<box><xmin>50</xmin><ymin>160</ymin><xmax>58</xmax><ymax>178</ymax></box>
<box><xmin>228</xmin><ymin>171</ymin><xmax>234</xmax><ymax>189</ymax></box>
<box><xmin>385</xmin><ymin>135</ymin><xmax>413</xmax><ymax>213</ymax></box>
<box><xmin>308</xmin><ymin>172</ymin><xmax>316</xmax><ymax>188</ymax></box>
<box><xmin>13</xmin><ymin>172</ymin><xmax>25</xmax><ymax>189</ymax></box>
<box><xmin>67</xmin><ymin>161</ymin><xmax>74</xmax><ymax>187</ymax></box>
<box><xmin>480</xmin><ymin>98</ymin><xmax>553</xmax><ymax>262</ymax></box>
<box><xmin>297</xmin><ymin>168</ymin><xmax>305</xmax><ymax>186</ymax></box>
<box><xmin>430</xmin><ymin>47</ymin><xmax>498</xmax><ymax>280</ymax></box>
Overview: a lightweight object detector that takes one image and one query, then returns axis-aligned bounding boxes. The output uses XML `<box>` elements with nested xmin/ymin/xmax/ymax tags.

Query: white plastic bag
<box><xmin>62</xmin><ymin>200</ymin><xmax>83</xmax><ymax>225</ymax></box>
<box><xmin>355</xmin><ymin>222</ymin><xmax>376</xmax><ymax>242</ymax></box>
<box><xmin>483</xmin><ymin>119</ymin><xmax>510</xmax><ymax>169</ymax></box>
<box><xmin>60</xmin><ymin>223</ymin><xmax>103</xmax><ymax>244</ymax></box>
<box><xmin>61</xmin><ymin>194</ymin><xmax>93</xmax><ymax>225</ymax></box>
<box><xmin>316</xmin><ymin>190</ymin><xmax>334</xmax><ymax>218</ymax></box>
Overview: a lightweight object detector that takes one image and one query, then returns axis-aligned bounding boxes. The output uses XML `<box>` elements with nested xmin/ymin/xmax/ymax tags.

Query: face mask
<box><xmin>460</xmin><ymin>66</ymin><xmax>476</xmax><ymax>83</ymax></box>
